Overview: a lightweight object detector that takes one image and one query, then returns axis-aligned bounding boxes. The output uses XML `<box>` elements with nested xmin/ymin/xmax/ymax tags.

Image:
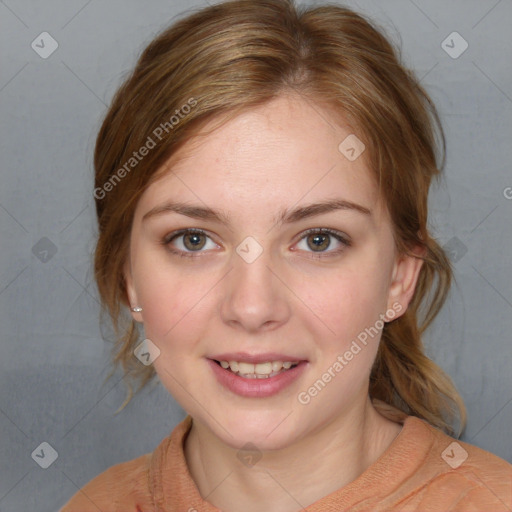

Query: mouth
<box><xmin>212</xmin><ymin>359</ymin><xmax>300</xmax><ymax>379</ymax></box>
<box><xmin>207</xmin><ymin>355</ymin><xmax>308</xmax><ymax>398</ymax></box>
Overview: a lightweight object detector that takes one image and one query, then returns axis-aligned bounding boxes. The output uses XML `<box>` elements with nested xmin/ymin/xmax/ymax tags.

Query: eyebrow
<box><xmin>142</xmin><ymin>198</ymin><xmax>371</xmax><ymax>225</ymax></box>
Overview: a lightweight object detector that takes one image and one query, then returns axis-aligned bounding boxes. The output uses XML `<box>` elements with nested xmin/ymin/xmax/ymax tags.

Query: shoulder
<box><xmin>426</xmin><ymin>419</ymin><xmax>511</xmax><ymax>478</ymax></box>
<box><xmin>59</xmin><ymin>416</ymin><xmax>192</xmax><ymax>512</ymax></box>
<box><xmin>404</xmin><ymin>417</ymin><xmax>512</xmax><ymax>511</ymax></box>
<box><xmin>59</xmin><ymin>453</ymin><xmax>154</xmax><ymax>512</ymax></box>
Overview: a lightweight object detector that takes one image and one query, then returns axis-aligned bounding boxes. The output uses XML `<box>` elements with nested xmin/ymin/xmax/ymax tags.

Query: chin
<box><xmin>210</xmin><ymin>409</ymin><xmax>304</xmax><ymax>451</ymax></box>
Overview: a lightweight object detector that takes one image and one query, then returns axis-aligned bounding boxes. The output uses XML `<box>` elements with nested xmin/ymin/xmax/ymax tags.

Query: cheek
<box><xmin>293</xmin><ymin>264</ymin><xmax>391</xmax><ymax>407</ymax></box>
<box><xmin>132</xmin><ymin>250</ymin><xmax>217</xmax><ymax>346</ymax></box>
<box><xmin>141</xmin><ymin>280</ymin><xmax>208</xmax><ymax>341</ymax></box>
<box><xmin>297</xmin><ymin>257</ymin><xmax>392</xmax><ymax>347</ymax></box>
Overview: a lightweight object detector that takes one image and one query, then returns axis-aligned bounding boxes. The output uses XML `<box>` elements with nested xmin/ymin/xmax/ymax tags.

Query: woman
<box><xmin>61</xmin><ymin>0</ymin><xmax>511</xmax><ymax>510</ymax></box>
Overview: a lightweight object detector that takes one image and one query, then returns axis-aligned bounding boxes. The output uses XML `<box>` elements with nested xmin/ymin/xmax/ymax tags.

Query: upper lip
<box><xmin>209</xmin><ymin>352</ymin><xmax>307</xmax><ymax>364</ymax></box>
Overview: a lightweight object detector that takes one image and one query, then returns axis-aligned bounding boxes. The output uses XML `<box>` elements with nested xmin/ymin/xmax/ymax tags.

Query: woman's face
<box><xmin>125</xmin><ymin>93</ymin><xmax>421</xmax><ymax>450</ymax></box>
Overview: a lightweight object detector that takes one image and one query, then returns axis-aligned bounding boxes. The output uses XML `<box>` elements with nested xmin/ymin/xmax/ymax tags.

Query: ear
<box><xmin>124</xmin><ymin>258</ymin><xmax>143</xmax><ymax>323</ymax></box>
<box><xmin>386</xmin><ymin>246</ymin><xmax>425</xmax><ymax>319</ymax></box>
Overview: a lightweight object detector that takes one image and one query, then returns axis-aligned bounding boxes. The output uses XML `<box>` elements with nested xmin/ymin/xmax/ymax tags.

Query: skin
<box><xmin>125</xmin><ymin>93</ymin><xmax>424</xmax><ymax>512</ymax></box>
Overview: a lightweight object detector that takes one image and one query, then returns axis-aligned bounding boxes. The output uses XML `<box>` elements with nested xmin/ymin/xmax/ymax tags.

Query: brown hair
<box><xmin>94</xmin><ymin>0</ymin><xmax>466</xmax><ymax>434</ymax></box>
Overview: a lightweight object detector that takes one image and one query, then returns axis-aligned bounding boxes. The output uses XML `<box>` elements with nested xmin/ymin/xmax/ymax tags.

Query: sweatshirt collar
<box><xmin>149</xmin><ymin>413</ymin><xmax>436</xmax><ymax>511</ymax></box>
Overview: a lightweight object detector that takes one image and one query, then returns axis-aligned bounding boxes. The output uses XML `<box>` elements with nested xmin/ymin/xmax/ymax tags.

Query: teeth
<box><xmin>272</xmin><ymin>361</ymin><xmax>283</xmax><ymax>371</ymax></box>
<box><xmin>255</xmin><ymin>362</ymin><xmax>272</xmax><ymax>375</ymax></box>
<box><xmin>237</xmin><ymin>362</ymin><xmax>254</xmax><ymax>374</ymax></box>
<box><xmin>218</xmin><ymin>359</ymin><xmax>298</xmax><ymax>377</ymax></box>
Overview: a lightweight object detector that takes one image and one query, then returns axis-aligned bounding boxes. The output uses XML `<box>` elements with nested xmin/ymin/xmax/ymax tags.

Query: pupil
<box><xmin>185</xmin><ymin>233</ymin><xmax>205</xmax><ymax>250</ymax></box>
<box><xmin>309</xmin><ymin>233</ymin><xmax>329</xmax><ymax>251</ymax></box>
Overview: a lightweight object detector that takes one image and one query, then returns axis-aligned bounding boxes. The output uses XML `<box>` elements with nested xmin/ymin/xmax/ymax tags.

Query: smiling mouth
<box><xmin>213</xmin><ymin>359</ymin><xmax>300</xmax><ymax>379</ymax></box>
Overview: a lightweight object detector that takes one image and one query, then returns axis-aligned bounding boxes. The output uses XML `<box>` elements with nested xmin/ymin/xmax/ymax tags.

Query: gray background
<box><xmin>1</xmin><ymin>0</ymin><xmax>511</xmax><ymax>510</ymax></box>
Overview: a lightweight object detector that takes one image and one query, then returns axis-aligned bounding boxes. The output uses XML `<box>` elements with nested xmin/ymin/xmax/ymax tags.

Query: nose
<box><xmin>219</xmin><ymin>247</ymin><xmax>291</xmax><ymax>333</ymax></box>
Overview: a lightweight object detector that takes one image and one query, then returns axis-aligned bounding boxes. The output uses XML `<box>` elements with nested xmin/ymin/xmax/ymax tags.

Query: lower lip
<box><xmin>208</xmin><ymin>359</ymin><xmax>308</xmax><ymax>398</ymax></box>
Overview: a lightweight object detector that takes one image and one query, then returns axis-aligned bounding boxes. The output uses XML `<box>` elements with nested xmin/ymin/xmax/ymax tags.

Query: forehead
<box><xmin>137</xmin><ymin>94</ymin><xmax>382</xmax><ymax>220</ymax></box>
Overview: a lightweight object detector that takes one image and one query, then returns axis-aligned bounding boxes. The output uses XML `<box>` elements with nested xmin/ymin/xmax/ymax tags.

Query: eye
<box><xmin>294</xmin><ymin>228</ymin><xmax>350</xmax><ymax>257</ymax></box>
<box><xmin>162</xmin><ymin>227</ymin><xmax>351</xmax><ymax>259</ymax></box>
<box><xmin>163</xmin><ymin>229</ymin><xmax>218</xmax><ymax>257</ymax></box>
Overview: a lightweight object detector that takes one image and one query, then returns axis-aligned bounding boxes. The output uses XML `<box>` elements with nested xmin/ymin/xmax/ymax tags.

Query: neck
<box><xmin>184</xmin><ymin>397</ymin><xmax>402</xmax><ymax>512</ymax></box>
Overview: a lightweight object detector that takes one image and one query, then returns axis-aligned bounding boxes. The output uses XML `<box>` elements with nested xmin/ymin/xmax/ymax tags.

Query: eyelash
<box><xmin>162</xmin><ymin>228</ymin><xmax>351</xmax><ymax>259</ymax></box>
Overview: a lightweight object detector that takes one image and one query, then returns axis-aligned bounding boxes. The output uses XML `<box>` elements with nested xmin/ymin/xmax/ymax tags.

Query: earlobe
<box><xmin>387</xmin><ymin>249</ymin><xmax>425</xmax><ymax>318</ymax></box>
<box><xmin>124</xmin><ymin>260</ymin><xmax>143</xmax><ymax>323</ymax></box>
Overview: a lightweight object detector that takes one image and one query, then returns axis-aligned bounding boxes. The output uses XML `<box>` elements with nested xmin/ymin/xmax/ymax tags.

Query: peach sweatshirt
<box><xmin>61</xmin><ymin>414</ymin><xmax>511</xmax><ymax>512</ymax></box>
